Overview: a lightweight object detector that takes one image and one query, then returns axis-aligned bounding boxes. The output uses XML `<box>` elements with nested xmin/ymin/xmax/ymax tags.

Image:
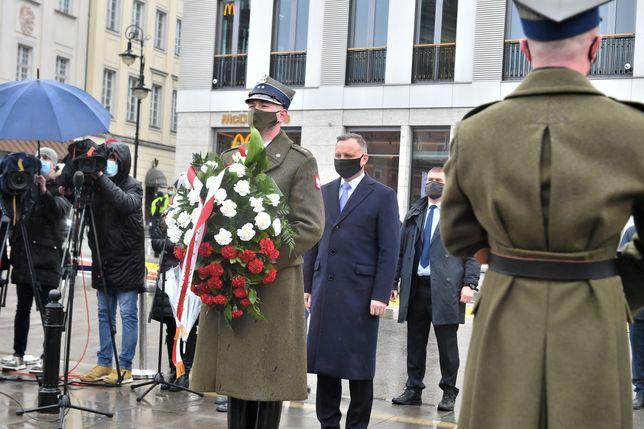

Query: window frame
<box><xmin>215</xmin><ymin>0</ymin><xmax>250</xmax><ymax>55</ymax></box>
<box><xmin>57</xmin><ymin>0</ymin><xmax>72</xmax><ymax>14</ymax></box>
<box><xmin>170</xmin><ymin>89</ymin><xmax>178</xmax><ymax>132</ymax></box>
<box><xmin>272</xmin><ymin>0</ymin><xmax>309</xmax><ymax>52</ymax></box>
<box><xmin>149</xmin><ymin>83</ymin><xmax>163</xmax><ymax>129</ymax></box>
<box><xmin>106</xmin><ymin>0</ymin><xmax>120</xmax><ymax>32</ymax></box>
<box><xmin>55</xmin><ymin>56</ymin><xmax>69</xmax><ymax>84</ymax></box>
<box><xmin>16</xmin><ymin>44</ymin><xmax>33</xmax><ymax>81</ymax></box>
<box><xmin>126</xmin><ymin>75</ymin><xmax>138</xmax><ymax>123</ymax></box>
<box><xmin>175</xmin><ymin>18</ymin><xmax>182</xmax><ymax>56</ymax></box>
<box><xmin>348</xmin><ymin>0</ymin><xmax>389</xmax><ymax>49</ymax></box>
<box><xmin>101</xmin><ymin>68</ymin><xmax>117</xmax><ymax>114</ymax></box>
<box><xmin>154</xmin><ymin>9</ymin><xmax>167</xmax><ymax>50</ymax></box>
<box><xmin>132</xmin><ymin>0</ymin><xmax>146</xmax><ymax>30</ymax></box>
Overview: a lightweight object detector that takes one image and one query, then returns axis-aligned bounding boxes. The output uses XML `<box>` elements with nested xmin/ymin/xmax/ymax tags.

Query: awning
<box><xmin>0</xmin><ymin>140</ymin><xmax>69</xmax><ymax>160</ymax></box>
<box><xmin>145</xmin><ymin>167</ymin><xmax>167</xmax><ymax>187</ymax></box>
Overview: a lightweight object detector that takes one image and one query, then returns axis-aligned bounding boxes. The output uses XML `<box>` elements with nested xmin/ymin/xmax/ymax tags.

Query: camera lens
<box><xmin>8</xmin><ymin>171</ymin><xmax>30</xmax><ymax>192</ymax></box>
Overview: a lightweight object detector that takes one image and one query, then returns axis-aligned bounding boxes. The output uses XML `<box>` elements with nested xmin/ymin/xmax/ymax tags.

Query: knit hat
<box><xmin>36</xmin><ymin>147</ymin><xmax>59</xmax><ymax>165</ymax></box>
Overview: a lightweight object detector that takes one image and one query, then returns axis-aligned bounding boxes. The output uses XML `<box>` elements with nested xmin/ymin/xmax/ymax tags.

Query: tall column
<box><xmin>246</xmin><ymin>0</ymin><xmax>274</xmax><ymax>87</ymax></box>
<box><xmin>397</xmin><ymin>125</ymin><xmax>413</xmax><ymax>216</ymax></box>
<box><xmin>454</xmin><ymin>0</ymin><xmax>476</xmax><ymax>82</ymax></box>
<box><xmin>384</xmin><ymin>0</ymin><xmax>415</xmax><ymax>85</ymax></box>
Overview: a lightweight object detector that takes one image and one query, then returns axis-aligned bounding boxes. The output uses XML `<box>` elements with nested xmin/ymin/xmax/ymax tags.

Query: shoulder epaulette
<box><xmin>462</xmin><ymin>101</ymin><xmax>501</xmax><ymax>121</ymax></box>
<box><xmin>609</xmin><ymin>98</ymin><xmax>644</xmax><ymax>113</ymax></box>
<box><xmin>290</xmin><ymin>144</ymin><xmax>313</xmax><ymax>157</ymax></box>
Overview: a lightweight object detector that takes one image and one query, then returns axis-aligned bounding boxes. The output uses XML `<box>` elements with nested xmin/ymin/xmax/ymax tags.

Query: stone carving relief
<box><xmin>19</xmin><ymin>5</ymin><xmax>35</xmax><ymax>36</ymax></box>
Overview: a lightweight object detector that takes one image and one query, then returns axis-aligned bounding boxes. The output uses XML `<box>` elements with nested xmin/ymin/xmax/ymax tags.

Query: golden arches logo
<box><xmin>223</xmin><ymin>2</ymin><xmax>235</xmax><ymax>16</ymax></box>
<box><xmin>231</xmin><ymin>133</ymin><xmax>250</xmax><ymax>148</ymax></box>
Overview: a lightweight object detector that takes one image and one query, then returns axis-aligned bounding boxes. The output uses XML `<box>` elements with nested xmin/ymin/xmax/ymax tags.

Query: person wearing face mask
<box><xmin>2</xmin><ymin>148</ymin><xmax>71</xmax><ymax>373</ymax></box>
<box><xmin>80</xmin><ymin>142</ymin><xmax>145</xmax><ymax>385</ymax></box>
<box><xmin>390</xmin><ymin>166</ymin><xmax>480</xmax><ymax>411</ymax></box>
<box><xmin>303</xmin><ymin>133</ymin><xmax>400</xmax><ymax>429</ymax></box>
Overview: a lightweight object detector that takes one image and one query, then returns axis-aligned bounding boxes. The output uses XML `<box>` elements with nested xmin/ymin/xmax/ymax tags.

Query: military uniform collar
<box><xmin>505</xmin><ymin>67</ymin><xmax>604</xmax><ymax>99</ymax></box>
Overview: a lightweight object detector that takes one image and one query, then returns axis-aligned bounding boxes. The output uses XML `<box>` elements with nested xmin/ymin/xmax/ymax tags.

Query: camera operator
<box><xmin>2</xmin><ymin>148</ymin><xmax>71</xmax><ymax>372</ymax></box>
<box><xmin>79</xmin><ymin>142</ymin><xmax>145</xmax><ymax>385</ymax></box>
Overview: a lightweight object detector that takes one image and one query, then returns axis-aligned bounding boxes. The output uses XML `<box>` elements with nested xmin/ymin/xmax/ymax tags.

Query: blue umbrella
<box><xmin>0</xmin><ymin>79</ymin><xmax>111</xmax><ymax>141</ymax></box>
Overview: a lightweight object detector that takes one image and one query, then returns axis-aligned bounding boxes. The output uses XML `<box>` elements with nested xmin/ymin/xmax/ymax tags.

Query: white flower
<box><xmin>272</xmin><ymin>218</ymin><xmax>282</xmax><ymax>236</ymax></box>
<box><xmin>214</xmin><ymin>188</ymin><xmax>227</xmax><ymax>205</ymax></box>
<box><xmin>220</xmin><ymin>200</ymin><xmax>237</xmax><ymax>218</ymax></box>
<box><xmin>233</xmin><ymin>180</ymin><xmax>251</xmax><ymax>197</ymax></box>
<box><xmin>255</xmin><ymin>212</ymin><xmax>271</xmax><ymax>231</ymax></box>
<box><xmin>183</xmin><ymin>228</ymin><xmax>193</xmax><ymax>246</ymax></box>
<box><xmin>237</xmin><ymin>223</ymin><xmax>256</xmax><ymax>241</ymax></box>
<box><xmin>177</xmin><ymin>211</ymin><xmax>192</xmax><ymax>228</ymax></box>
<box><xmin>188</xmin><ymin>189</ymin><xmax>201</xmax><ymax>205</ymax></box>
<box><xmin>266</xmin><ymin>193</ymin><xmax>280</xmax><ymax>207</ymax></box>
<box><xmin>173</xmin><ymin>193</ymin><xmax>183</xmax><ymax>204</ymax></box>
<box><xmin>232</xmin><ymin>152</ymin><xmax>247</xmax><ymax>163</ymax></box>
<box><xmin>167</xmin><ymin>225</ymin><xmax>182</xmax><ymax>243</ymax></box>
<box><xmin>214</xmin><ymin>228</ymin><xmax>233</xmax><ymax>246</ymax></box>
<box><xmin>206</xmin><ymin>176</ymin><xmax>220</xmax><ymax>191</ymax></box>
<box><xmin>190</xmin><ymin>209</ymin><xmax>200</xmax><ymax>225</ymax></box>
<box><xmin>228</xmin><ymin>163</ymin><xmax>246</xmax><ymax>177</ymax></box>
<box><xmin>249</xmin><ymin>196</ymin><xmax>264</xmax><ymax>213</ymax></box>
<box><xmin>205</xmin><ymin>160</ymin><xmax>219</xmax><ymax>168</ymax></box>
<box><xmin>200</xmin><ymin>164</ymin><xmax>208</xmax><ymax>173</ymax></box>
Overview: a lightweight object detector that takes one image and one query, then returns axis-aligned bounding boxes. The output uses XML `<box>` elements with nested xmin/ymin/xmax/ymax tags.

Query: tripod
<box><xmin>131</xmin><ymin>236</ymin><xmax>203</xmax><ymax>401</ymax></box>
<box><xmin>17</xmin><ymin>172</ymin><xmax>121</xmax><ymax>427</ymax></box>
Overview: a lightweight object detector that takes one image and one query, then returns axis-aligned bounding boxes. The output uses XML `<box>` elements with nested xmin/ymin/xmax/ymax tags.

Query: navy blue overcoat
<box><xmin>304</xmin><ymin>174</ymin><xmax>400</xmax><ymax>380</ymax></box>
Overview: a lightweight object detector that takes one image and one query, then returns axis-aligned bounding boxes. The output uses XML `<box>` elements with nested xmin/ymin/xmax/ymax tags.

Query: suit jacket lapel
<box><xmin>333</xmin><ymin>174</ymin><xmax>374</xmax><ymax>226</ymax></box>
<box><xmin>264</xmin><ymin>131</ymin><xmax>292</xmax><ymax>173</ymax></box>
<box><xmin>327</xmin><ymin>178</ymin><xmax>341</xmax><ymax>222</ymax></box>
<box><xmin>431</xmin><ymin>219</ymin><xmax>441</xmax><ymax>245</ymax></box>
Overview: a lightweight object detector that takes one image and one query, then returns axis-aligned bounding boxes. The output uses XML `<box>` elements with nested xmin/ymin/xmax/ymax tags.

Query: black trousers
<box><xmin>316</xmin><ymin>374</ymin><xmax>373</xmax><ymax>429</ymax></box>
<box><xmin>228</xmin><ymin>397</ymin><xmax>282</xmax><ymax>429</ymax></box>
<box><xmin>14</xmin><ymin>283</ymin><xmax>53</xmax><ymax>357</ymax></box>
<box><xmin>163</xmin><ymin>317</ymin><xmax>197</xmax><ymax>372</ymax></box>
<box><xmin>406</xmin><ymin>276</ymin><xmax>459</xmax><ymax>392</ymax></box>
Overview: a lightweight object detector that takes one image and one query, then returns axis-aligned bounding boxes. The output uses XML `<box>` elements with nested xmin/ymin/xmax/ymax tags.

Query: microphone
<box><xmin>73</xmin><ymin>171</ymin><xmax>84</xmax><ymax>189</ymax></box>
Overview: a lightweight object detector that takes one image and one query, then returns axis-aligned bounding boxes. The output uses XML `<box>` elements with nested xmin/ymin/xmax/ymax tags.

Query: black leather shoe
<box><xmin>214</xmin><ymin>395</ymin><xmax>228</xmax><ymax>405</ymax></box>
<box><xmin>392</xmin><ymin>387</ymin><xmax>422</xmax><ymax>405</ymax></box>
<box><xmin>161</xmin><ymin>369</ymin><xmax>176</xmax><ymax>391</ymax></box>
<box><xmin>216</xmin><ymin>401</ymin><xmax>228</xmax><ymax>413</ymax></box>
<box><xmin>633</xmin><ymin>395</ymin><xmax>644</xmax><ymax>410</ymax></box>
<box><xmin>169</xmin><ymin>373</ymin><xmax>189</xmax><ymax>391</ymax></box>
<box><xmin>437</xmin><ymin>387</ymin><xmax>459</xmax><ymax>411</ymax></box>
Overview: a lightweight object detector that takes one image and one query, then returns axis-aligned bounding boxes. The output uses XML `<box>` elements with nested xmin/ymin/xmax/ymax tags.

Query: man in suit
<box><xmin>440</xmin><ymin>1</ymin><xmax>644</xmax><ymax>427</ymax></box>
<box><xmin>191</xmin><ymin>76</ymin><xmax>324</xmax><ymax>429</ymax></box>
<box><xmin>304</xmin><ymin>133</ymin><xmax>400</xmax><ymax>429</ymax></box>
<box><xmin>391</xmin><ymin>167</ymin><xmax>480</xmax><ymax>411</ymax></box>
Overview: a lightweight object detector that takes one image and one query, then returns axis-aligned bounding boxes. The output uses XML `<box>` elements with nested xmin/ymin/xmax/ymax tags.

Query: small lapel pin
<box><xmin>276</xmin><ymin>153</ymin><xmax>281</xmax><ymax>158</ymax></box>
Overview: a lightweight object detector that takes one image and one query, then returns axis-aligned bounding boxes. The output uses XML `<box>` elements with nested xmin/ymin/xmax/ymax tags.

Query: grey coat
<box><xmin>395</xmin><ymin>198</ymin><xmax>480</xmax><ymax>324</ymax></box>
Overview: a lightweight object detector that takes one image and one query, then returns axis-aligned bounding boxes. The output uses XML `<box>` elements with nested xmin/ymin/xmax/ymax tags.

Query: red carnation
<box><xmin>240</xmin><ymin>298</ymin><xmax>252</xmax><ymax>307</ymax></box>
<box><xmin>213</xmin><ymin>294</ymin><xmax>227</xmax><ymax>305</ymax></box>
<box><xmin>259</xmin><ymin>238</ymin><xmax>275</xmax><ymax>255</ymax></box>
<box><xmin>248</xmin><ymin>258</ymin><xmax>264</xmax><ymax>274</ymax></box>
<box><xmin>208</xmin><ymin>276</ymin><xmax>223</xmax><ymax>290</ymax></box>
<box><xmin>262</xmin><ymin>269</ymin><xmax>277</xmax><ymax>284</ymax></box>
<box><xmin>268</xmin><ymin>249</ymin><xmax>280</xmax><ymax>261</ymax></box>
<box><xmin>208</xmin><ymin>263</ymin><xmax>224</xmax><ymax>277</ymax></box>
<box><xmin>233</xmin><ymin>288</ymin><xmax>248</xmax><ymax>299</ymax></box>
<box><xmin>197</xmin><ymin>266</ymin><xmax>210</xmax><ymax>279</ymax></box>
<box><xmin>190</xmin><ymin>283</ymin><xmax>199</xmax><ymax>294</ymax></box>
<box><xmin>231</xmin><ymin>309</ymin><xmax>244</xmax><ymax>319</ymax></box>
<box><xmin>174</xmin><ymin>245</ymin><xmax>186</xmax><ymax>260</ymax></box>
<box><xmin>202</xmin><ymin>294</ymin><xmax>215</xmax><ymax>305</ymax></box>
<box><xmin>221</xmin><ymin>245</ymin><xmax>238</xmax><ymax>259</ymax></box>
<box><xmin>198</xmin><ymin>242</ymin><xmax>214</xmax><ymax>258</ymax></box>
<box><xmin>239</xmin><ymin>250</ymin><xmax>257</xmax><ymax>264</ymax></box>
<box><xmin>238</xmin><ymin>146</ymin><xmax>247</xmax><ymax>157</ymax></box>
<box><xmin>231</xmin><ymin>275</ymin><xmax>247</xmax><ymax>288</ymax></box>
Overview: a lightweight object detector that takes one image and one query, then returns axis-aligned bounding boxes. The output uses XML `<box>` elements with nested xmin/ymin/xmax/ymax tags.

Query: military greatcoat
<box><xmin>441</xmin><ymin>68</ymin><xmax>644</xmax><ymax>429</ymax></box>
<box><xmin>191</xmin><ymin>131</ymin><xmax>324</xmax><ymax>401</ymax></box>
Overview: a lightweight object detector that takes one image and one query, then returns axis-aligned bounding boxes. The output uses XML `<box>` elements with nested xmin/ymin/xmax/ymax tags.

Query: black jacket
<box><xmin>87</xmin><ymin>143</ymin><xmax>145</xmax><ymax>291</ymax></box>
<box><xmin>10</xmin><ymin>179</ymin><xmax>71</xmax><ymax>287</ymax></box>
<box><xmin>149</xmin><ymin>217</ymin><xmax>179</xmax><ymax>322</ymax></box>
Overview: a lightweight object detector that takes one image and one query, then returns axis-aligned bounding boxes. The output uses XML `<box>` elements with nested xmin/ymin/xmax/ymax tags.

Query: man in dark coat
<box><xmin>304</xmin><ymin>133</ymin><xmax>400</xmax><ymax>429</ymax></box>
<box><xmin>391</xmin><ymin>166</ymin><xmax>480</xmax><ymax>411</ymax></box>
<box><xmin>3</xmin><ymin>148</ymin><xmax>70</xmax><ymax>372</ymax></box>
<box><xmin>80</xmin><ymin>142</ymin><xmax>145</xmax><ymax>385</ymax></box>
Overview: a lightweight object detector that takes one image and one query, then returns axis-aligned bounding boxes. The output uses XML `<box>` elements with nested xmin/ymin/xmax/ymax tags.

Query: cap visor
<box><xmin>245</xmin><ymin>94</ymin><xmax>284</xmax><ymax>106</ymax></box>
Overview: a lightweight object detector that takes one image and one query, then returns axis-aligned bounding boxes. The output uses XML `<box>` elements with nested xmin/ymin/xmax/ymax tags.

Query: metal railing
<box><xmin>212</xmin><ymin>53</ymin><xmax>247</xmax><ymax>89</ymax></box>
<box><xmin>412</xmin><ymin>43</ymin><xmax>456</xmax><ymax>82</ymax></box>
<box><xmin>346</xmin><ymin>47</ymin><xmax>387</xmax><ymax>85</ymax></box>
<box><xmin>503</xmin><ymin>34</ymin><xmax>635</xmax><ymax>80</ymax></box>
<box><xmin>270</xmin><ymin>51</ymin><xmax>307</xmax><ymax>87</ymax></box>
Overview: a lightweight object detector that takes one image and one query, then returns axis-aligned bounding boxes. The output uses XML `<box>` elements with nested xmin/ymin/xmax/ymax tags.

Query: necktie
<box><xmin>420</xmin><ymin>205</ymin><xmax>437</xmax><ymax>268</ymax></box>
<box><xmin>339</xmin><ymin>182</ymin><xmax>351</xmax><ymax>211</ymax></box>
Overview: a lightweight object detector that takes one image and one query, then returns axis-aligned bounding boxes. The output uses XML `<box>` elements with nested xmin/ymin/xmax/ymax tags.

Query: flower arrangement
<box><xmin>165</xmin><ymin>128</ymin><xmax>294</xmax><ymax>321</ymax></box>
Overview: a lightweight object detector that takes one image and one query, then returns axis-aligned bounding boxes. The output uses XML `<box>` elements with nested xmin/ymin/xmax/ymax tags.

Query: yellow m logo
<box><xmin>223</xmin><ymin>2</ymin><xmax>235</xmax><ymax>16</ymax></box>
<box><xmin>231</xmin><ymin>133</ymin><xmax>251</xmax><ymax>148</ymax></box>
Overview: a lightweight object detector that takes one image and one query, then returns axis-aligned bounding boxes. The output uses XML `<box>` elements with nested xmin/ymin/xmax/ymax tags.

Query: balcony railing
<box><xmin>346</xmin><ymin>47</ymin><xmax>386</xmax><ymax>85</ymax></box>
<box><xmin>503</xmin><ymin>33</ymin><xmax>635</xmax><ymax>80</ymax></box>
<box><xmin>412</xmin><ymin>43</ymin><xmax>456</xmax><ymax>82</ymax></box>
<box><xmin>270</xmin><ymin>51</ymin><xmax>307</xmax><ymax>87</ymax></box>
<box><xmin>212</xmin><ymin>53</ymin><xmax>247</xmax><ymax>89</ymax></box>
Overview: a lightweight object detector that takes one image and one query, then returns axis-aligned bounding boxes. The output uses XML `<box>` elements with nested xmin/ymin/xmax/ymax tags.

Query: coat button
<box><xmin>328</xmin><ymin>275</ymin><xmax>334</xmax><ymax>281</ymax></box>
<box><xmin>330</xmin><ymin>249</ymin><xmax>336</xmax><ymax>256</ymax></box>
<box><xmin>334</xmin><ymin>225</ymin><xmax>340</xmax><ymax>230</ymax></box>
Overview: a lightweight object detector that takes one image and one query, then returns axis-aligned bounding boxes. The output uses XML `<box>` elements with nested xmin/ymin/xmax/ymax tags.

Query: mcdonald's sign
<box><xmin>231</xmin><ymin>133</ymin><xmax>251</xmax><ymax>148</ymax></box>
<box><xmin>223</xmin><ymin>2</ymin><xmax>235</xmax><ymax>16</ymax></box>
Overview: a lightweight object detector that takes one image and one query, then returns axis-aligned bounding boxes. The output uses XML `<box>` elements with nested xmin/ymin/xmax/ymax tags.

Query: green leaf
<box><xmin>224</xmin><ymin>305</ymin><xmax>232</xmax><ymax>322</ymax></box>
<box><xmin>244</xmin><ymin>127</ymin><xmax>268</xmax><ymax>172</ymax></box>
<box><xmin>249</xmin><ymin>288</ymin><xmax>258</xmax><ymax>304</ymax></box>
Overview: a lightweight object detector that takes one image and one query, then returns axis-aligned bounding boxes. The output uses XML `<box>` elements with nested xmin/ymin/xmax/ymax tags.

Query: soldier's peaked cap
<box><xmin>245</xmin><ymin>75</ymin><xmax>295</xmax><ymax>110</ymax></box>
<box><xmin>514</xmin><ymin>0</ymin><xmax>613</xmax><ymax>41</ymax></box>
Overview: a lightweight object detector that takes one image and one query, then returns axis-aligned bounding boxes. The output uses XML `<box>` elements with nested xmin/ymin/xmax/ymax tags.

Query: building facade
<box><xmin>177</xmin><ymin>0</ymin><xmax>644</xmax><ymax>216</ymax></box>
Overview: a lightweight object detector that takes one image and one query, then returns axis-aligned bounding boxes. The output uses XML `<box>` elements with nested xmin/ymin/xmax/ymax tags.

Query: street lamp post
<box><xmin>119</xmin><ymin>24</ymin><xmax>150</xmax><ymax>179</ymax></box>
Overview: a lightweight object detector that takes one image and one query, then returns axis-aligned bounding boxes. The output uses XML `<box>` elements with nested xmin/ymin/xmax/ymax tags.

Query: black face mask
<box><xmin>248</xmin><ymin>108</ymin><xmax>279</xmax><ymax>131</ymax></box>
<box><xmin>425</xmin><ymin>182</ymin><xmax>444</xmax><ymax>199</ymax></box>
<box><xmin>334</xmin><ymin>156</ymin><xmax>363</xmax><ymax>179</ymax></box>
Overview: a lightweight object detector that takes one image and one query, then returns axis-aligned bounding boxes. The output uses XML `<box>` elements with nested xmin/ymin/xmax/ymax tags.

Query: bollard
<box><xmin>132</xmin><ymin>277</ymin><xmax>155</xmax><ymax>380</ymax></box>
<box><xmin>38</xmin><ymin>289</ymin><xmax>63</xmax><ymax>412</ymax></box>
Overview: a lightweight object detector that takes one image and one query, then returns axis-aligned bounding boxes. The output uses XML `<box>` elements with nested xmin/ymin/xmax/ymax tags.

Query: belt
<box><xmin>488</xmin><ymin>253</ymin><xmax>619</xmax><ymax>281</ymax></box>
<box><xmin>415</xmin><ymin>276</ymin><xmax>431</xmax><ymax>284</ymax></box>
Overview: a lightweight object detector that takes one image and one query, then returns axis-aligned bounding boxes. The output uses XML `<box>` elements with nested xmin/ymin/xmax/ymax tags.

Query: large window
<box><xmin>346</xmin><ymin>0</ymin><xmax>389</xmax><ymax>85</ymax></box>
<box><xmin>347</xmin><ymin>128</ymin><xmax>400</xmax><ymax>191</ymax></box>
<box><xmin>132</xmin><ymin>0</ymin><xmax>145</xmax><ymax>29</ymax></box>
<box><xmin>155</xmin><ymin>10</ymin><xmax>167</xmax><ymax>50</ymax></box>
<box><xmin>57</xmin><ymin>0</ymin><xmax>72</xmax><ymax>14</ymax></box>
<box><xmin>175</xmin><ymin>19</ymin><xmax>182</xmax><ymax>56</ymax></box>
<box><xmin>126</xmin><ymin>76</ymin><xmax>138</xmax><ymax>122</ymax></box>
<box><xmin>107</xmin><ymin>0</ymin><xmax>119</xmax><ymax>31</ymax></box>
<box><xmin>409</xmin><ymin>128</ymin><xmax>450</xmax><ymax>202</ymax></box>
<box><xmin>149</xmin><ymin>84</ymin><xmax>163</xmax><ymax>128</ymax></box>
<box><xmin>16</xmin><ymin>45</ymin><xmax>32</xmax><ymax>80</ymax></box>
<box><xmin>102</xmin><ymin>69</ymin><xmax>117</xmax><ymax>114</ymax></box>
<box><xmin>55</xmin><ymin>56</ymin><xmax>69</xmax><ymax>83</ymax></box>
<box><xmin>213</xmin><ymin>0</ymin><xmax>251</xmax><ymax>88</ymax></box>
<box><xmin>170</xmin><ymin>89</ymin><xmax>178</xmax><ymax>132</ymax></box>
<box><xmin>412</xmin><ymin>0</ymin><xmax>457</xmax><ymax>82</ymax></box>
<box><xmin>271</xmin><ymin>0</ymin><xmax>309</xmax><ymax>86</ymax></box>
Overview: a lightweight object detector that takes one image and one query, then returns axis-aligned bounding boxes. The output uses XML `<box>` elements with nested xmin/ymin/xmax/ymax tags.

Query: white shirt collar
<box><xmin>341</xmin><ymin>171</ymin><xmax>365</xmax><ymax>190</ymax></box>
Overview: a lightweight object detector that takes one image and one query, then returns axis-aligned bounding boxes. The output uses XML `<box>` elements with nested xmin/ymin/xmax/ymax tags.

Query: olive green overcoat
<box><xmin>191</xmin><ymin>131</ymin><xmax>324</xmax><ymax>401</ymax></box>
<box><xmin>441</xmin><ymin>68</ymin><xmax>644</xmax><ymax>429</ymax></box>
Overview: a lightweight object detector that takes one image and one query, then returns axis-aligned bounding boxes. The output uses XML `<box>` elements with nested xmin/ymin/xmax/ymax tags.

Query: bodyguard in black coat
<box><xmin>304</xmin><ymin>134</ymin><xmax>400</xmax><ymax>429</ymax></box>
<box><xmin>392</xmin><ymin>167</ymin><xmax>480</xmax><ymax>411</ymax></box>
